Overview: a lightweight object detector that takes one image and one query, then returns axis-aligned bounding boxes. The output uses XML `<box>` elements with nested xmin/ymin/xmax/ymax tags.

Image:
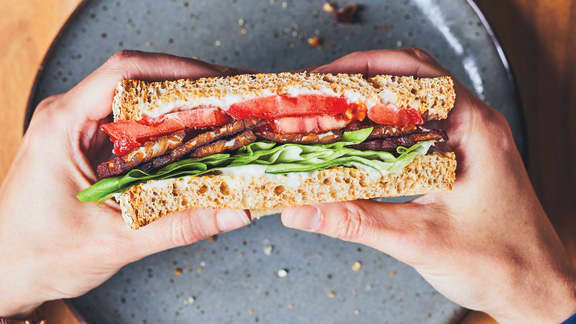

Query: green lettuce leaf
<box><xmin>77</xmin><ymin>128</ymin><xmax>435</xmax><ymax>202</ymax></box>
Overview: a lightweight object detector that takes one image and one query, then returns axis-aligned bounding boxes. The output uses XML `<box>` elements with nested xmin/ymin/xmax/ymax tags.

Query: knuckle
<box><xmin>108</xmin><ymin>50</ymin><xmax>137</xmax><ymax>64</ymax></box>
<box><xmin>170</xmin><ymin>210</ymin><xmax>215</xmax><ymax>246</ymax></box>
<box><xmin>405</xmin><ymin>48</ymin><xmax>435</xmax><ymax>63</ymax></box>
<box><xmin>481</xmin><ymin>108</ymin><xmax>515</xmax><ymax>148</ymax></box>
<box><xmin>33</xmin><ymin>94</ymin><xmax>62</xmax><ymax>116</ymax></box>
<box><xmin>28</xmin><ymin>95</ymin><xmax>67</xmax><ymax>135</ymax></box>
<box><xmin>334</xmin><ymin>203</ymin><xmax>366</xmax><ymax>241</ymax></box>
<box><xmin>105</xmin><ymin>50</ymin><xmax>143</xmax><ymax>70</ymax></box>
<box><xmin>399</xmin><ymin>217</ymin><xmax>450</xmax><ymax>262</ymax></box>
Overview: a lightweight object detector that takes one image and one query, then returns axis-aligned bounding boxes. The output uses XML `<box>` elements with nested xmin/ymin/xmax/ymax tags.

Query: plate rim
<box><xmin>24</xmin><ymin>0</ymin><xmax>526</xmax><ymax>161</ymax></box>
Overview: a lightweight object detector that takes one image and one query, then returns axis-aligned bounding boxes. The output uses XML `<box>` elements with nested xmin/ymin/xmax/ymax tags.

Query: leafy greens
<box><xmin>77</xmin><ymin>127</ymin><xmax>434</xmax><ymax>202</ymax></box>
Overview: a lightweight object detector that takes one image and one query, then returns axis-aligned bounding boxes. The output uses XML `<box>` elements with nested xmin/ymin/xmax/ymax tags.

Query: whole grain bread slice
<box><xmin>116</xmin><ymin>152</ymin><xmax>456</xmax><ymax>229</ymax></box>
<box><xmin>112</xmin><ymin>72</ymin><xmax>455</xmax><ymax>122</ymax></box>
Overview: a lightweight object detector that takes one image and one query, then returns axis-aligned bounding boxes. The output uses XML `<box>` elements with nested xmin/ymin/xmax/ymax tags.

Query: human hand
<box><xmin>282</xmin><ymin>49</ymin><xmax>576</xmax><ymax>324</ymax></box>
<box><xmin>0</xmin><ymin>51</ymin><xmax>252</xmax><ymax>317</ymax></box>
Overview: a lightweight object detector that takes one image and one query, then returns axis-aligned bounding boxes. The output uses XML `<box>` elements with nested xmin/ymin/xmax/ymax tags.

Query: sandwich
<box><xmin>78</xmin><ymin>72</ymin><xmax>457</xmax><ymax>229</ymax></box>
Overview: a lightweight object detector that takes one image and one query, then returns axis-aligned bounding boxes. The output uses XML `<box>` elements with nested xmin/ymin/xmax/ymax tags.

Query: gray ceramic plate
<box><xmin>29</xmin><ymin>0</ymin><xmax>525</xmax><ymax>323</ymax></box>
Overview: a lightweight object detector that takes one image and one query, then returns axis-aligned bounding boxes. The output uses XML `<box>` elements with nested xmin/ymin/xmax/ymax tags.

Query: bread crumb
<box><xmin>238</xmin><ymin>18</ymin><xmax>245</xmax><ymax>26</ymax></box>
<box><xmin>328</xmin><ymin>290</ymin><xmax>336</xmax><ymax>298</ymax></box>
<box><xmin>277</xmin><ymin>268</ymin><xmax>288</xmax><ymax>278</ymax></box>
<box><xmin>249</xmin><ymin>308</ymin><xmax>255</xmax><ymax>315</ymax></box>
<box><xmin>396</xmin><ymin>40</ymin><xmax>403</xmax><ymax>48</ymax></box>
<box><xmin>366</xmin><ymin>283</ymin><xmax>373</xmax><ymax>291</ymax></box>
<box><xmin>281</xmin><ymin>1</ymin><xmax>287</xmax><ymax>8</ymax></box>
<box><xmin>184</xmin><ymin>296</ymin><xmax>195</xmax><ymax>304</ymax></box>
<box><xmin>322</xmin><ymin>2</ymin><xmax>335</xmax><ymax>12</ymax></box>
<box><xmin>263</xmin><ymin>244</ymin><xmax>273</xmax><ymax>255</ymax></box>
<box><xmin>208</xmin><ymin>235</ymin><xmax>217</xmax><ymax>243</ymax></box>
<box><xmin>287</xmin><ymin>303</ymin><xmax>293</xmax><ymax>309</ymax></box>
<box><xmin>173</xmin><ymin>268</ymin><xmax>183</xmax><ymax>275</ymax></box>
<box><xmin>352</xmin><ymin>261</ymin><xmax>362</xmax><ymax>272</ymax></box>
<box><xmin>145</xmin><ymin>41</ymin><xmax>152</xmax><ymax>47</ymax></box>
<box><xmin>333</xmin><ymin>4</ymin><xmax>360</xmax><ymax>24</ymax></box>
<box><xmin>389</xmin><ymin>271</ymin><xmax>397</xmax><ymax>277</ymax></box>
<box><xmin>214</xmin><ymin>40</ymin><xmax>222</xmax><ymax>47</ymax></box>
<box><xmin>307</xmin><ymin>36</ymin><xmax>323</xmax><ymax>49</ymax></box>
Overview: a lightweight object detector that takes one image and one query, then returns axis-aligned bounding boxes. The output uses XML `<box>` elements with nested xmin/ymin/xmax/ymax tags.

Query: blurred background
<box><xmin>1</xmin><ymin>0</ymin><xmax>574</xmax><ymax>323</ymax></box>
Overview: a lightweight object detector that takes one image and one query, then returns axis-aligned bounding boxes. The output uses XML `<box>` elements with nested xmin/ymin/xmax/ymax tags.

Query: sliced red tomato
<box><xmin>271</xmin><ymin>114</ymin><xmax>351</xmax><ymax>134</ymax></box>
<box><xmin>228</xmin><ymin>95</ymin><xmax>354</xmax><ymax>119</ymax></box>
<box><xmin>367</xmin><ymin>103</ymin><xmax>423</xmax><ymax>126</ymax></box>
<box><xmin>102</xmin><ymin>108</ymin><xmax>230</xmax><ymax>156</ymax></box>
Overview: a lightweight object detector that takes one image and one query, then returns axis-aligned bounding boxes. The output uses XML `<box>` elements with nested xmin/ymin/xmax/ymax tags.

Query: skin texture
<box><xmin>0</xmin><ymin>49</ymin><xmax>574</xmax><ymax>323</ymax></box>
<box><xmin>0</xmin><ymin>51</ymin><xmax>252</xmax><ymax>316</ymax></box>
<box><xmin>282</xmin><ymin>49</ymin><xmax>576</xmax><ymax>324</ymax></box>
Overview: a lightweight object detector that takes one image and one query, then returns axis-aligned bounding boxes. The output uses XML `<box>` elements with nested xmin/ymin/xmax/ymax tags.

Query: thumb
<box><xmin>123</xmin><ymin>208</ymin><xmax>251</xmax><ymax>261</ymax></box>
<box><xmin>281</xmin><ymin>200</ymin><xmax>440</xmax><ymax>264</ymax></box>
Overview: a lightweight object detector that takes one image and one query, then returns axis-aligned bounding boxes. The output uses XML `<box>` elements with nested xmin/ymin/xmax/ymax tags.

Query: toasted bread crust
<box><xmin>112</xmin><ymin>72</ymin><xmax>455</xmax><ymax>122</ymax></box>
<box><xmin>116</xmin><ymin>152</ymin><xmax>456</xmax><ymax>229</ymax></box>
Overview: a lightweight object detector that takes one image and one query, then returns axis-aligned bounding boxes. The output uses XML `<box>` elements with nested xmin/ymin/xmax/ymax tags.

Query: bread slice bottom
<box><xmin>116</xmin><ymin>152</ymin><xmax>456</xmax><ymax>229</ymax></box>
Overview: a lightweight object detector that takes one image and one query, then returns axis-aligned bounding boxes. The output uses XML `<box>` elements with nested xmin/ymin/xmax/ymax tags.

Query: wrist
<box><xmin>492</xmin><ymin>271</ymin><xmax>576</xmax><ymax>324</ymax></box>
<box><xmin>0</xmin><ymin>279</ymin><xmax>44</xmax><ymax>318</ymax></box>
<box><xmin>0</xmin><ymin>300</ymin><xmax>41</xmax><ymax>319</ymax></box>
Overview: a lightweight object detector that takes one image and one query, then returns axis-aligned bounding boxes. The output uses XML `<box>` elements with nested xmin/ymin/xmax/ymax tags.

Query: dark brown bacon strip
<box><xmin>190</xmin><ymin>130</ymin><xmax>257</xmax><ymax>158</ymax></box>
<box><xmin>255</xmin><ymin>129</ymin><xmax>343</xmax><ymax>144</ymax></box>
<box><xmin>345</xmin><ymin>122</ymin><xmax>421</xmax><ymax>139</ymax></box>
<box><xmin>352</xmin><ymin>129</ymin><xmax>447</xmax><ymax>151</ymax></box>
<box><xmin>96</xmin><ymin>130</ymin><xmax>185</xmax><ymax>178</ymax></box>
<box><xmin>151</xmin><ymin>118</ymin><xmax>264</xmax><ymax>169</ymax></box>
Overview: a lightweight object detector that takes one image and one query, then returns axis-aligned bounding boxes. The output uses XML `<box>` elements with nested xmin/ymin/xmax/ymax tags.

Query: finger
<box><xmin>64</xmin><ymin>50</ymin><xmax>250</xmax><ymax>120</ymax></box>
<box><xmin>281</xmin><ymin>200</ymin><xmax>440</xmax><ymax>264</ymax></box>
<box><xmin>313</xmin><ymin>48</ymin><xmax>448</xmax><ymax>77</ymax></box>
<box><xmin>122</xmin><ymin>208</ymin><xmax>251</xmax><ymax>260</ymax></box>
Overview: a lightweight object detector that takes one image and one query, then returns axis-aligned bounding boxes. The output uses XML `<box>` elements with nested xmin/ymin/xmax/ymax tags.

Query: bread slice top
<box><xmin>112</xmin><ymin>72</ymin><xmax>455</xmax><ymax>122</ymax></box>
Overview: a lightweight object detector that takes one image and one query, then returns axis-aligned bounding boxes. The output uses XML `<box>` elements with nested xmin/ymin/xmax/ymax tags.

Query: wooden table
<box><xmin>1</xmin><ymin>1</ymin><xmax>574</xmax><ymax>323</ymax></box>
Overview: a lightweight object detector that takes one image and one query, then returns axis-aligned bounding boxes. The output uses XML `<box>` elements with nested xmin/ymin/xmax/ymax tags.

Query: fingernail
<box><xmin>282</xmin><ymin>205</ymin><xmax>322</xmax><ymax>232</ymax></box>
<box><xmin>216</xmin><ymin>209</ymin><xmax>251</xmax><ymax>232</ymax></box>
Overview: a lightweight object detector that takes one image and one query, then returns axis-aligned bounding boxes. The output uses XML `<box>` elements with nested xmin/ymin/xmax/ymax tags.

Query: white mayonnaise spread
<box><xmin>318</xmin><ymin>131</ymin><xmax>334</xmax><ymax>139</ymax></box>
<box><xmin>378</xmin><ymin>88</ymin><xmax>399</xmax><ymax>106</ymax></box>
<box><xmin>219</xmin><ymin>165</ymin><xmax>320</xmax><ymax>188</ymax></box>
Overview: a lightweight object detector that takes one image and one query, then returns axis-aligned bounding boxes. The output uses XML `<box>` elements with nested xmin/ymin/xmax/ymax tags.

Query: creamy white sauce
<box><xmin>219</xmin><ymin>165</ymin><xmax>268</xmax><ymax>176</ymax></box>
<box><xmin>350</xmin><ymin>163</ymin><xmax>386</xmax><ymax>178</ymax></box>
<box><xmin>318</xmin><ymin>131</ymin><xmax>334</xmax><ymax>139</ymax></box>
<box><xmin>378</xmin><ymin>88</ymin><xmax>399</xmax><ymax>106</ymax></box>
<box><xmin>219</xmin><ymin>165</ymin><xmax>319</xmax><ymax>188</ymax></box>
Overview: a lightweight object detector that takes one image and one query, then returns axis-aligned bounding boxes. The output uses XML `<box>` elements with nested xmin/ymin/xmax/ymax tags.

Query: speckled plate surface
<box><xmin>29</xmin><ymin>0</ymin><xmax>525</xmax><ymax>323</ymax></box>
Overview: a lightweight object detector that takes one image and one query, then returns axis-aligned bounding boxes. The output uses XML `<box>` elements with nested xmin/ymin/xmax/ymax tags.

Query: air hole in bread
<box><xmin>274</xmin><ymin>186</ymin><xmax>285</xmax><ymax>195</ymax></box>
<box><xmin>219</xmin><ymin>182</ymin><xmax>230</xmax><ymax>195</ymax></box>
<box><xmin>323</xmin><ymin>178</ymin><xmax>331</xmax><ymax>185</ymax></box>
<box><xmin>198</xmin><ymin>185</ymin><xmax>208</xmax><ymax>194</ymax></box>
